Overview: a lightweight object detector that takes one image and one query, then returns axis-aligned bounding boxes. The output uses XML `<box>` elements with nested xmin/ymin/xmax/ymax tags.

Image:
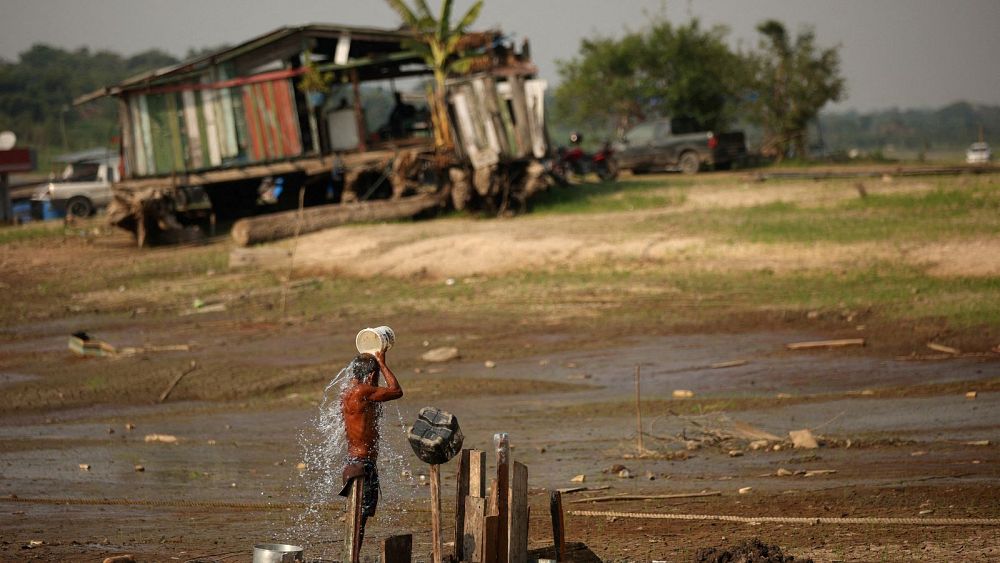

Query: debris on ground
<box><xmin>789</xmin><ymin>429</ymin><xmax>819</xmax><ymax>449</ymax></box>
<box><xmin>694</xmin><ymin>538</ymin><xmax>813</xmax><ymax>563</ymax></box>
<box><xmin>421</xmin><ymin>346</ymin><xmax>460</xmax><ymax>363</ymax></box>
<box><xmin>144</xmin><ymin>434</ymin><xmax>178</xmax><ymax>444</ymax></box>
<box><xmin>133</xmin><ymin>465</ymin><xmax>145</xmax><ymax>472</ymax></box>
<box><xmin>69</xmin><ymin>331</ymin><xmax>190</xmax><ymax>358</ymax></box>
<box><xmin>78</xmin><ymin>464</ymin><xmax>90</xmax><ymax>471</ymax></box>
<box><xmin>785</xmin><ymin>338</ymin><xmax>864</xmax><ymax>350</ymax></box>
<box><xmin>673</xmin><ymin>389</ymin><xmax>695</xmax><ymax>398</ymax></box>
<box><xmin>68</xmin><ymin>332</ymin><xmax>116</xmax><ymax>357</ymax></box>
<box><xmin>926</xmin><ymin>342</ymin><xmax>960</xmax><ymax>355</ymax></box>
<box><xmin>570</xmin><ymin>474</ymin><xmax>586</xmax><ymax>483</ymax></box>
<box><xmin>738</xmin><ymin>487</ymin><xmax>752</xmax><ymax>494</ymax></box>
<box><xmin>709</xmin><ymin>360</ymin><xmax>749</xmax><ymax>369</ymax></box>
<box><xmin>966</xmin><ymin>391</ymin><xmax>978</xmax><ymax>399</ymax></box>
<box><xmin>102</xmin><ymin>555</ymin><xmax>136</xmax><ymax>563</ymax></box>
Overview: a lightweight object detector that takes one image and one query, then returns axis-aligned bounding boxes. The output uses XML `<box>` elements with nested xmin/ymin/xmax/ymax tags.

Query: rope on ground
<box><xmin>569</xmin><ymin>509</ymin><xmax>1000</xmax><ymax>526</ymax></box>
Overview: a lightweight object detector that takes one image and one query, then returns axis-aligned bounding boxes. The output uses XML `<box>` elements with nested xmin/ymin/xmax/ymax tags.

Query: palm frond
<box><xmin>385</xmin><ymin>0</ymin><xmax>421</xmax><ymax>28</ymax></box>
<box><xmin>455</xmin><ymin>0</ymin><xmax>483</xmax><ymax>32</ymax></box>
<box><xmin>413</xmin><ymin>0</ymin><xmax>434</xmax><ymax>20</ymax></box>
<box><xmin>437</xmin><ymin>0</ymin><xmax>454</xmax><ymax>42</ymax></box>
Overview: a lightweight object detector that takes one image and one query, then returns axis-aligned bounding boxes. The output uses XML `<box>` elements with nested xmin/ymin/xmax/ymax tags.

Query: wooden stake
<box><xmin>508</xmin><ymin>462</ymin><xmax>529</xmax><ymax>563</ymax></box>
<box><xmin>469</xmin><ymin>449</ymin><xmax>486</xmax><ymax>498</ymax></box>
<box><xmin>382</xmin><ymin>534</ymin><xmax>412</xmax><ymax>563</ymax></box>
<box><xmin>430</xmin><ymin>464</ymin><xmax>442</xmax><ymax>563</ymax></box>
<box><xmin>455</xmin><ymin>449</ymin><xmax>471</xmax><ymax>559</ymax></box>
<box><xmin>464</xmin><ymin>496</ymin><xmax>487</xmax><ymax>562</ymax></box>
<box><xmin>635</xmin><ymin>364</ymin><xmax>643</xmax><ymax>454</ymax></box>
<box><xmin>344</xmin><ymin>475</ymin><xmax>365</xmax><ymax>563</ymax></box>
<box><xmin>549</xmin><ymin>490</ymin><xmax>566</xmax><ymax>562</ymax></box>
<box><xmin>484</xmin><ymin>515</ymin><xmax>499</xmax><ymax>563</ymax></box>
<box><xmin>494</xmin><ymin>433</ymin><xmax>510</xmax><ymax>563</ymax></box>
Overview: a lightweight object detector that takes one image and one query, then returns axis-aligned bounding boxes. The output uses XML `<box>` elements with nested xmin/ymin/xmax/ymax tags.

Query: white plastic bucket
<box><xmin>355</xmin><ymin>326</ymin><xmax>396</xmax><ymax>355</ymax></box>
<box><xmin>253</xmin><ymin>543</ymin><xmax>303</xmax><ymax>563</ymax></box>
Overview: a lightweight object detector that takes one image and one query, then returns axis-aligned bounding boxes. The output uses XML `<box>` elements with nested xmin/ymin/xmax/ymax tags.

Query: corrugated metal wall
<box><xmin>125</xmin><ymin>72</ymin><xmax>302</xmax><ymax>177</ymax></box>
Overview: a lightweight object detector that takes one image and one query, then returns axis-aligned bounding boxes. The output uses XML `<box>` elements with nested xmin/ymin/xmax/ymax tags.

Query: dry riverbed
<box><xmin>1</xmin><ymin>170</ymin><xmax>998</xmax><ymax>561</ymax></box>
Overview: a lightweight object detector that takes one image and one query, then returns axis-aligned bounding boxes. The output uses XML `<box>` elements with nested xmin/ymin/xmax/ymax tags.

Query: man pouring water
<box><xmin>339</xmin><ymin>327</ymin><xmax>403</xmax><ymax>552</ymax></box>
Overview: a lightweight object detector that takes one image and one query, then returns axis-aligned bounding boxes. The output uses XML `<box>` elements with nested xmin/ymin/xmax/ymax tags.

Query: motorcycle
<box><xmin>552</xmin><ymin>134</ymin><xmax>619</xmax><ymax>183</ymax></box>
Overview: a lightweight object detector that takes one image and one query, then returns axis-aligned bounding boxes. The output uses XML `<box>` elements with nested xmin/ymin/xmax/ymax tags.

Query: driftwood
<box><xmin>231</xmin><ymin>193</ymin><xmax>442</xmax><ymax>246</ymax></box>
<box><xmin>786</xmin><ymin>338</ymin><xmax>865</xmax><ymax>350</ymax></box>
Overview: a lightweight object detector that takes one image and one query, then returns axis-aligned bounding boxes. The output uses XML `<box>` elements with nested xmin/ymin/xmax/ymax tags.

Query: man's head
<box><xmin>349</xmin><ymin>353</ymin><xmax>380</xmax><ymax>385</ymax></box>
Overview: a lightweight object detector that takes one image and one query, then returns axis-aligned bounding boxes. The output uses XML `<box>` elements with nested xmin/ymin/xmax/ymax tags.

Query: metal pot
<box><xmin>253</xmin><ymin>543</ymin><xmax>304</xmax><ymax>563</ymax></box>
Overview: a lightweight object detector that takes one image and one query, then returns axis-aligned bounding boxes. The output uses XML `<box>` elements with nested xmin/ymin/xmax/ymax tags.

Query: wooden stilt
<box><xmin>493</xmin><ymin>433</ymin><xmax>510</xmax><ymax>563</ymax></box>
<box><xmin>344</xmin><ymin>475</ymin><xmax>365</xmax><ymax>563</ymax></box>
<box><xmin>455</xmin><ymin>449</ymin><xmax>471</xmax><ymax>559</ymax></box>
<box><xmin>430</xmin><ymin>463</ymin><xmax>443</xmax><ymax>563</ymax></box>
<box><xmin>382</xmin><ymin>534</ymin><xmax>413</xmax><ymax>563</ymax></box>
<box><xmin>549</xmin><ymin>490</ymin><xmax>565</xmax><ymax>562</ymax></box>
<box><xmin>508</xmin><ymin>462</ymin><xmax>529</xmax><ymax>563</ymax></box>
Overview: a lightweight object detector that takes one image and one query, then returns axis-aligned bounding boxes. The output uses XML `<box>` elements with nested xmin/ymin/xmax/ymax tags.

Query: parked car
<box><xmin>31</xmin><ymin>152</ymin><xmax>119</xmax><ymax>219</ymax></box>
<box><xmin>614</xmin><ymin>117</ymin><xmax>747</xmax><ymax>174</ymax></box>
<box><xmin>966</xmin><ymin>142</ymin><xmax>992</xmax><ymax>164</ymax></box>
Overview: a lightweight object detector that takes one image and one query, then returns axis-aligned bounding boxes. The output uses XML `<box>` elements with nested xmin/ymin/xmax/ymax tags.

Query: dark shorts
<box><xmin>339</xmin><ymin>457</ymin><xmax>379</xmax><ymax>517</ymax></box>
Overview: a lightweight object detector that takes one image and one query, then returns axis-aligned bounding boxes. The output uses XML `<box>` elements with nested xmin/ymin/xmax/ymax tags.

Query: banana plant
<box><xmin>385</xmin><ymin>0</ymin><xmax>484</xmax><ymax>150</ymax></box>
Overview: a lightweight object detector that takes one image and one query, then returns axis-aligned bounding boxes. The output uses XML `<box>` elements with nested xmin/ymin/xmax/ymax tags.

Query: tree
<box><xmin>554</xmin><ymin>19</ymin><xmax>748</xmax><ymax>136</ymax></box>
<box><xmin>750</xmin><ymin>20</ymin><xmax>845</xmax><ymax>159</ymax></box>
<box><xmin>384</xmin><ymin>0</ymin><xmax>483</xmax><ymax>150</ymax></box>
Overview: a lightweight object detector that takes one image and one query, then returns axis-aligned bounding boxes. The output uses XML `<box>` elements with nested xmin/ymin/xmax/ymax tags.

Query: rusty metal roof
<box><xmin>74</xmin><ymin>23</ymin><xmax>417</xmax><ymax>105</ymax></box>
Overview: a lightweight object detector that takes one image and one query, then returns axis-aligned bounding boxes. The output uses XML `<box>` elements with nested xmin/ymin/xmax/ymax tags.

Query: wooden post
<box><xmin>430</xmin><ymin>463</ymin><xmax>442</xmax><ymax>563</ymax></box>
<box><xmin>344</xmin><ymin>475</ymin><xmax>365</xmax><ymax>563</ymax></box>
<box><xmin>469</xmin><ymin>449</ymin><xmax>486</xmax><ymax>498</ymax></box>
<box><xmin>493</xmin><ymin>433</ymin><xmax>510</xmax><ymax>563</ymax></box>
<box><xmin>464</xmin><ymin>496</ymin><xmax>487</xmax><ymax>562</ymax></box>
<box><xmin>508</xmin><ymin>462</ymin><xmax>529</xmax><ymax>563</ymax></box>
<box><xmin>635</xmin><ymin>364</ymin><xmax>643</xmax><ymax>455</ymax></box>
<box><xmin>549</xmin><ymin>490</ymin><xmax>565</xmax><ymax>562</ymax></box>
<box><xmin>455</xmin><ymin>449</ymin><xmax>471</xmax><ymax>559</ymax></box>
<box><xmin>351</xmin><ymin>69</ymin><xmax>367</xmax><ymax>153</ymax></box>
<box><xmin>0</xmin><ymin>172</ymin><xmax>10</xmax><ymax>224</ymax></box>
<box><xmin>382</xmin><ymin>534</ymin><xmax>413</xmax><ymax>563</ymax></box>
<box><xmin>484</xmin><ymin>515</ymin><xmax>499</xmax><ymax>563</ymax></box>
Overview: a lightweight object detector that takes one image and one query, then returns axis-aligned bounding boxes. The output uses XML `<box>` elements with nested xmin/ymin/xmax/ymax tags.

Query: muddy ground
<box><xmin>1</xmin><ymin>172</ymin><xmax>998</xmax><ymax>562</ymax></box>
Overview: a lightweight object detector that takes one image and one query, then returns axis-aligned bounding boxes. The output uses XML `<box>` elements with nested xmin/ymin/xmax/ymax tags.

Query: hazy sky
<box><xmin>2</xmin><ymin>0</ymin><xmax>999</xmax><ymax>112</ymax></box>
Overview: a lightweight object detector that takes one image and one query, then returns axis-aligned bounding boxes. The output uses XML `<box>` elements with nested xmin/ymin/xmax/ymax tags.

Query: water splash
<box><xmin>288</xmin><ymin>360</ymin><xmax>418</xmax><ymax>558</ymax></box>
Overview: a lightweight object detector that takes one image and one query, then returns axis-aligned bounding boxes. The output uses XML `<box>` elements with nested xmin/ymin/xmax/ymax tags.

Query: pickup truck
<box><xmin>614</xmin><ymin>117</ymin><xmax>747</xmax><ymax>174</ymax></box>
<box><xmin>31</xmin><ymin>153</ymin><xmax>119</xmax><ymax>218</ymax></box>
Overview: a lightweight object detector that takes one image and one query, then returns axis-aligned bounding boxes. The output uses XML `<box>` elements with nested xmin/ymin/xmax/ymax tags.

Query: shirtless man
<box><xmin>338</xmin><ymin>350</ymin><xmax>402</xmax><ymax>548</ymax></box>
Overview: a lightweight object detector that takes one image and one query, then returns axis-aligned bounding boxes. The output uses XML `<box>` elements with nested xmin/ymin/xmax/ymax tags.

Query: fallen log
<box><xmin>231</xmin><ymin>193</ymin><xmax>442</xmax><ymax>247</ymax></box>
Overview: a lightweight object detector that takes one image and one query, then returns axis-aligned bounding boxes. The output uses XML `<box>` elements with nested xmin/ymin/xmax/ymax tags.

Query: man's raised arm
<box><xmin>368</xmin><ymin>350</ymin><xmax>402</xmax><ymax>402</ymax></box>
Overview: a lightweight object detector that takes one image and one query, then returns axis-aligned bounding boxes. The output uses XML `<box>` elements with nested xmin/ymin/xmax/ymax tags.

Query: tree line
<box><xmin>553</xmin><ymin>17</ymin><xmax>845</xmax><ymax>160</ymax></box>
<box><xmin>0</xmin><ymin>44</ymin><xmax>222</xmax><ymax>168</ymax></box>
